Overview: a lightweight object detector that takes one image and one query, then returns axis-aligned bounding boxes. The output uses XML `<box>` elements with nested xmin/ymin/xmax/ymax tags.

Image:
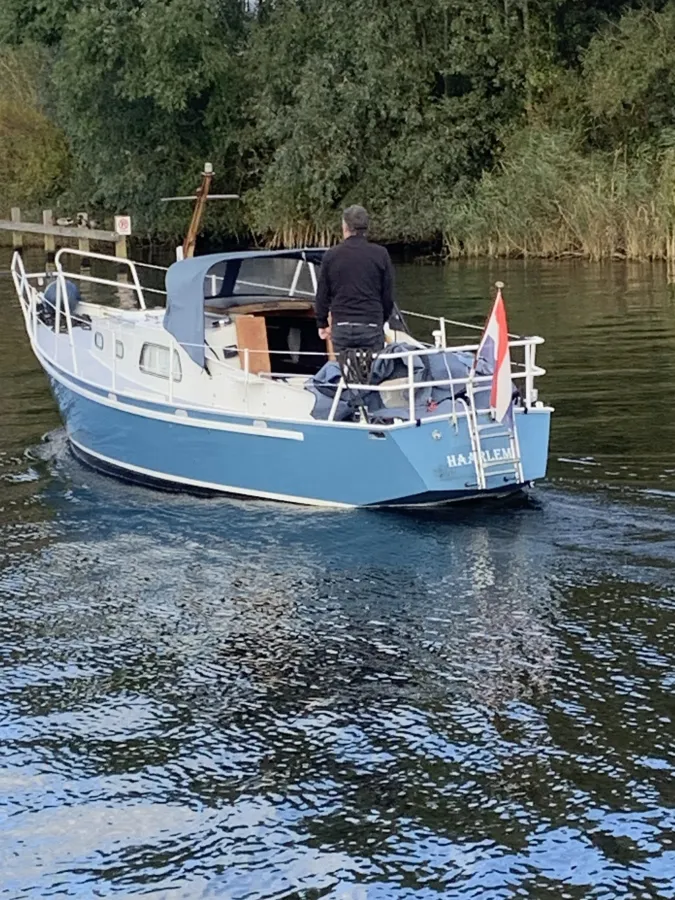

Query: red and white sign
<box><xmin>114</xmin><ymin>215</ymin><xmax>132</xmax><ymax>236</ymax></box>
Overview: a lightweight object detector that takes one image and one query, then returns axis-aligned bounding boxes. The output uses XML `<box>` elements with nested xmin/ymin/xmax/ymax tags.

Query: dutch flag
<box><xmin>475</xmin><ymin>282</ymin><xmax>513</xmax><ymax>424</ymax></box>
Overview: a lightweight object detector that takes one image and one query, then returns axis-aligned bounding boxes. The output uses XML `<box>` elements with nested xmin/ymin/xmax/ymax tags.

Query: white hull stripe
<box><xmin>69</xmin><ymin>437</ymin><xmax>354</xmax><ymax>509</ymax></box>
<box><xmin>39</xmin><ymin>352</ymin><xmax>304</xmax><ymax>442</ymax></box>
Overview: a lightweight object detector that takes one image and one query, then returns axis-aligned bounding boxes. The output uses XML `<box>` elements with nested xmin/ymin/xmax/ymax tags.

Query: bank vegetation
<box><xmin>2</xmin><ymin>1</ymin><xmax>675</xmax><ymax>259</ymax></box>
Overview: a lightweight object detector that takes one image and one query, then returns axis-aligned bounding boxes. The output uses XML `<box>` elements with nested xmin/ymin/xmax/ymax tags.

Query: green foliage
<box><xmin>242</xmin><ymin>0</ymin><xmax>657</xmax><ymax>247</ymax></box>
<box><xmin>447</xmin><ymin>2</ymin><xmax>675</xmax><ymax>259</ymax></box>
<box><xmin>244</xmin><ymin>0</ymin><xmax>525</xmax><ymax>244</ymax></box>
<box><xmin>48</xmin><ymin>0</ymin><xmax>248</xmax><ymax>234</ymax></box>
<box><xmin>0</xmin><ymin>44</ymin><xmax>70</xmax><ymax>209</ymax></box>
<box><xmin>2</xmin><ymin>0</ymin><xmax>675</xmax><ymax>255</ymax></box>
<box><xmin>0</xmin><ymin>0</ymin><xmax>82</xmax><ymax>47</ymax></box>
<box><xmin>444</xmin><ymin>128</ymin><xmax>674</xmax><ymax>260</ymax></box>
<box><xmin>583</xmin><ymin>4</ymin><xmax>675</xmax><ymax>146</ymax></box>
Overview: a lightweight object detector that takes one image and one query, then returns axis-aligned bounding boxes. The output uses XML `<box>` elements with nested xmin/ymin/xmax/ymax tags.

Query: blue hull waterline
<box><xmin>49</xmin><ymin>366</ymin><xmax>551</xmax><ymax>508</ymax></box>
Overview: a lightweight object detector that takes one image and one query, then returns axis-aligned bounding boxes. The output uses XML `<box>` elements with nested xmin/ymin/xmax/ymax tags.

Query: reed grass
<box><xmin>443</xmin><ymin>128</ymin><xmax>675</xmax><ymax>262</ymax></box>
<box><xmin>265</xmin><ymin>224</ymin><xmax>336</xmax><ymax>249</ymax></box>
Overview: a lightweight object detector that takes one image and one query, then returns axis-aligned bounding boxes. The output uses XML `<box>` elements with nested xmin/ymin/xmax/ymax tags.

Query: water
<box><xmin>1</xmin><ymin>250</ymin><xmax>675</xmax><ymax>899</ymax></box>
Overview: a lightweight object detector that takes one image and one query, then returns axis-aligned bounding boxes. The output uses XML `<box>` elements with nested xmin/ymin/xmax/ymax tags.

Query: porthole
<box><xmin>94</xmin><ymin>332</ymin><xmax>104</xmax><ymax>350</ymax></box>
<box><xmin>115</xmin><ymin>340</ymin><xmax>124</xmax><ymax>359</ymax></box>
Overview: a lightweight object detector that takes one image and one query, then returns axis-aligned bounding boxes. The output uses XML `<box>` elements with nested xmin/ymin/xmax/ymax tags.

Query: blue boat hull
<box><xmin>49</xmin><ymin>366</ymin><xmax>551</xmax><ymax>508</ymax></box>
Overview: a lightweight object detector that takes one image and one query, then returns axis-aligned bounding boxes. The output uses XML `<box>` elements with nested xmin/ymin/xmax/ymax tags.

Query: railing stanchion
<box><xmin>407</xmin><ymin>353</ymin><xmax>415</xmax><ymax>422</ymax></box>
<box><xmin>126</xmin><ymin>260</ymin><xmax>146</xmax><ymax>310</ymax></box>
<box><xmin>59</xmin><ymin>268</ymin><xmax>78</xmax><ymax>375</ymax></box>
<box><xmin>53</xmin><ymin>274</ymin><xmax>62</xmax><ymax>361</ymax></box>
<box><xmin>440</xmin><ymin>317</ymin><xmax>447</xmax><ymax>348</ymax></box>
<box><xmin>112</xmin><ymin>330</ymin><xmax>117</xmax><ymax>392</ymax></box>
<box><xmin>31</xmin><ymin>285</ymin><xmax>37</xmax><ymax>340</ymax></box>
<box><xmin>328</xmin><ymin>379</ymin><xmax>345</xmax><ymax>421</ymax></box>
<box><xmin>168</xmin><ymin>340</ymin><xmax>175</xmax><ymax>402</ymax></box>
<box><xmin>525</xmin><ymin>342</ymin><xmax>534</xmax><ymax>407</ymax></box>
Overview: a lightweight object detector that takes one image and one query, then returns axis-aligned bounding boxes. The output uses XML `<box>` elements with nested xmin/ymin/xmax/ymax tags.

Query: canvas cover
<box><xmin>163</xmin><ymin>249</ymin><xmax>327</xmax><ymax>369</ymax></box>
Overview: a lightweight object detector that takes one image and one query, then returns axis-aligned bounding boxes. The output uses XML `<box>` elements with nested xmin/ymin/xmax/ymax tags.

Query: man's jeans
<box><xmin>331</xmin><ymin>322</ymin><xmax>384</xmax><ymax>353</ymax></box>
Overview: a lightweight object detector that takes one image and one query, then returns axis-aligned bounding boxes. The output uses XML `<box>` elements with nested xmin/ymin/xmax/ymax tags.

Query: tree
<box><xmin>244</xmin><ymin>0</ymin><xmax>529</xmax><ymax>244</ymax></box>
<box><xmin>2</xmin><ymin>0</ymin><xmax>249</xmax><ymax>233</ymax></box>
<box><xmin>0</xmin><ymin>44</ymin><xmax>70</xmax><ymax>209</ymax></box>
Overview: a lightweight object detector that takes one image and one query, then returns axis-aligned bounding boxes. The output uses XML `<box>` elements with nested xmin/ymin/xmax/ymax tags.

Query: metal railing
<box><xmin>11</xmin><ymin>250</ymin><xmax>546</xmax><ymax>430</ymax></box>
<box><xmin>54</xmin><ymin>248</ymin><xmax>170</xmax><ymax>309</ymax></box>
<box><xmin>184</xmin><ymin>335</ymin><xmax>546</xmax><ymax>426</ymax></box>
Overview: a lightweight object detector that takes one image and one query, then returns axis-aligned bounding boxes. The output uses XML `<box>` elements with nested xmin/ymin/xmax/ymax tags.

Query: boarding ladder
<box><xmin>461</xmin><ymin>381</ymin><xmax>524</xmax><ymax>491</ymax></box>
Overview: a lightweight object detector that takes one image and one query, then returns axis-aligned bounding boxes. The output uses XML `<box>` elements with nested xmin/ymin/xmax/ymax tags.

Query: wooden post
<box><xmin>11</xmin><ymin>208</ymin><xmax>22</xmax><ymax>250</ymax></box>
<box><xmin>79</xmin><ymin>233</ymin><xmax>91</xmax><ymax>272</ymax></box>
<box><xmin>115</xmin><ymin>235</ymin><xmax>131</xmax><ymax>309</ymax></box>
<box><xmin>77</xmin><ymin>211</ymin><xmax>90</xmax><ymax>261</ymax></box>
<box><xmin>43</xmin><ymin>210</ymin><xmax>55</xmax><ymax>256</ymax></box>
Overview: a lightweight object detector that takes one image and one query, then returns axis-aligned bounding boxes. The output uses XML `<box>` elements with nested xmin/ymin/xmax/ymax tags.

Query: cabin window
<box><xmin>94</xmin><ymin>332</ymin><xmax>104</xmax><ymax>350</ymax></box>
<box><xmin>139</xmin><ymin>343</ymin><xmax>182</xmax><ymax>382</ymax></box>
<box><xmin>115</xmin><ymin>340</ymin><xmax>124</xmax><ymax>359</ymax></box>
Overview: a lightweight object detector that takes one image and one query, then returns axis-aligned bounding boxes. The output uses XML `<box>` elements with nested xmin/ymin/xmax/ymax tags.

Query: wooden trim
<box><xmin>235</xmin><ymin>315</ymin><xmax>271</xmax><ymax>374</ymax></box>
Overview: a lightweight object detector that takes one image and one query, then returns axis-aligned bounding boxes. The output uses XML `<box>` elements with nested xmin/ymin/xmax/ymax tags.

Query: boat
<box><xmin>9</xmin><ymin>242</ymin><xmax>552</xmax><ymax>508</ymax></box>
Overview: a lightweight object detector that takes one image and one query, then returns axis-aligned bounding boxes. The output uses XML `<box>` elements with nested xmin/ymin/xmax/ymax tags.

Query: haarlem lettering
<box><xmin>446</xmin><ymin>447</ymin><xmax>513</xmax><ymax>468</ymax></box>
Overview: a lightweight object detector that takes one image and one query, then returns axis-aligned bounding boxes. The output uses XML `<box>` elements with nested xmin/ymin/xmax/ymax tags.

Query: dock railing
<box><xmin>0</xmin><ymin>208</ymin><xmax>130</xmax><ymax>257</ymax></box>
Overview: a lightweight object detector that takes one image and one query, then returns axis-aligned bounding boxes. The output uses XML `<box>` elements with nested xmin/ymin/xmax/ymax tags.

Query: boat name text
<box><xmin>446</xmin><ymin>447</ymin><xmax>513</xmax><ymax>468</ymax></box>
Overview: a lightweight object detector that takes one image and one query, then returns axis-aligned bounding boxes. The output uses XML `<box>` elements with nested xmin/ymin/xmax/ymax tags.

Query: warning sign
<box><xmin>114</xmin><ymin>215</ymin><xmax>132</xmax><ymax>236</ymax></box>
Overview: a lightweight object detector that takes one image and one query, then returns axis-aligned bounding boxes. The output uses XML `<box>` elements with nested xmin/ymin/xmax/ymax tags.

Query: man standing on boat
<box><xmin>315</xmin><ymin>205</ymin><xmax>394</xmax><ymax>353</ymax></box>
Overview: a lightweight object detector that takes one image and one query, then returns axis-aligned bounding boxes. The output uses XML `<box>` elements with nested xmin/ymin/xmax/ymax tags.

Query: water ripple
<box><xmin>2</xmin><ymin>253</ymin><xmax>675</xmax><ymax>897</ymax></box>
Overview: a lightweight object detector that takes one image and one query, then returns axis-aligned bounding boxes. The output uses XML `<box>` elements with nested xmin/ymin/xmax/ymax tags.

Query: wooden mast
<box><xmin>181</xmin><ymin>162</ymin><xmax>213</xmax><ymax>259</ymax></box>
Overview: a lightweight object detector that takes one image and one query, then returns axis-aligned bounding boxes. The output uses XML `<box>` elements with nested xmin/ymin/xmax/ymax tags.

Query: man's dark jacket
<box><xmin>315</xmin><ymin>235</ymin><xmax>394</xmax><ymax>329</ymax></box>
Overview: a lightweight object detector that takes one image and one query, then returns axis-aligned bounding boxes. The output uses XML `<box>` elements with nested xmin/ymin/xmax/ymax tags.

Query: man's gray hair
<box><xmin>342</xmin><ymin>205</ymin><xmax>369</xmax><ymax>235</ymax></box>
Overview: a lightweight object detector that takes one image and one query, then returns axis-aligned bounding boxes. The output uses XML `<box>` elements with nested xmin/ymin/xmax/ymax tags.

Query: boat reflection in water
<box><xmin>16</xmin><ymin>436</ymin><xmax>558</xmax><ymax>723</ymax></box>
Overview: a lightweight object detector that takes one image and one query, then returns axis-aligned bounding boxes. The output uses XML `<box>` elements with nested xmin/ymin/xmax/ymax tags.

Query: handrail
<box><xmin>57</xmin><ymin>269</ymin><xmax>78</xmax><ymax>375</ymax></box>
<box><xmin>13</xmin><ymin>253</ymin><xmax>546</xmax><ymax>428</ymax></box>
<box><xmin>57</xmin><ymin>271</ymin><xmax>166</xmax><ymax>298</ymax></box>
<box><xmin>22</xmin><ymin>326</ymin><xmax>546</xmax><ymax>430</ymax></box>
<box><xmin>175</xmin><ymin>334</ymin><xmax>543</xmax><ymax>358</ymax></box>
<box><xmin>55</xmin><ymin>247</ymin><xmax>148</xmax><ymax>310</ymax></box>
<box><xmin>196</xmin><ymin>337</ymin><xmax>545</xmax><ymax>425</ymax></box>
<box><xmin>208</xmin><ymin>354</ymin><xmax>546</xmax><ymax>390</ymax></box>
<box><xmin>11</xmin><ymin>251</ymin><xmax>32</xmax><ymax>330</ymax></box>
<box><xmin>131</xmin><ymin>261</ymin><xmax>169</xmax><ymax>272</ymax></box>
<box><xmin>401</xmin><ymin>309</ymin><xmax>522</xmax><ymax>340</ymax></box>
